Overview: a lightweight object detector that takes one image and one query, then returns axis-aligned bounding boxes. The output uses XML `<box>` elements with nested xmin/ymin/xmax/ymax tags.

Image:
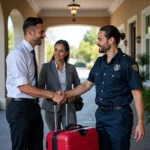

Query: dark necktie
<box><xmin>31</xmin><ymin>50</ymin><xmax>39</xmax><ymax>102</ymax></box>
<box><xmin>31</xmin><ymin>50</ymin><xmax>38</xmax><ymax>87</ymax></box>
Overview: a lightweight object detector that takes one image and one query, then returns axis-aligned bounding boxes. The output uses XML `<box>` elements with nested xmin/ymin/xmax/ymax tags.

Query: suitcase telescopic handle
<box><xmin>65</xmin><ymin>124</ymin><xmax>84</xmax><ymax>130</ymax></box>
<box><xmin>65</xmin><ymin>99</ymin><xmax>69</xmax><ymax>126</ymax></box>
<box><xmin>54</xmin><ymin>99</ymin><xmax>69</xmax><ymax>131</ymax></box>
<box><xmin>54</xmin><ymin>102</ymin><xmax>58</xmax><ymax>131</ymax></box>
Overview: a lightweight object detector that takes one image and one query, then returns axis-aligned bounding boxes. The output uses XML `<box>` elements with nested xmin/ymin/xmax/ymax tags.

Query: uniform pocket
<box><xmin>119</xmin><ymin>107</ymin><xmax>133</xmax><ymax>125</ymax></box>
<box><xmin>6</xmin><ymin>101</ymin><xmax>21</xmax><ymax>125</ymax></box>
<box><xmin>94</xmin><ymin>73</ymin><xmax>101</xmax><ymax>85</ymax></box>
<box><xmin>106</xmin><ymin>72</ymin><xmax>122</xmax><ymax>85</ymax></box>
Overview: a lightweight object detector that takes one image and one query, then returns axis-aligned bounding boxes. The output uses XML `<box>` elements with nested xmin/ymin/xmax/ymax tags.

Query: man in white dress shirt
<box><xmin>6</xmin><ymin>17</ymin><xmax>65</xmax><ymax>150</ymax></box>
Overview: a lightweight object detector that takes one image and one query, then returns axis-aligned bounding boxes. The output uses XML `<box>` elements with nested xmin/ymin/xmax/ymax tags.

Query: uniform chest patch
<box><xmin>114</xmin><ymin>64</ymin><xmax>120</xmax><ymax>71</ymax></box>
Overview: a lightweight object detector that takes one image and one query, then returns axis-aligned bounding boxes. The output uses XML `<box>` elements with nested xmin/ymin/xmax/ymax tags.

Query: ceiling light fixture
<box><xmin>68</xmin><ymin>0</ymin><xmax>80</xmax><ymax>22</ymax></box>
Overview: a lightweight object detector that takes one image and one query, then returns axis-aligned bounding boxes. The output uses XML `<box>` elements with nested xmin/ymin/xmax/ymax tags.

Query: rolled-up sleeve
<box><xmin>7</xmin><ymin>50</ymin><xmax>29</xmax><ymax>87</ymax></box>
<box><xmin>15</xmin><ymin>77</ymin><xmax>28</xmax><ymax>87</ymax></box>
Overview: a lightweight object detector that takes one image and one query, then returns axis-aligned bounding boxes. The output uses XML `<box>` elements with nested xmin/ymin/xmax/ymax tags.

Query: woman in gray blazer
<box><xmin>39</xmin><ymin>40</ymin><xmax>80</xmax><ymax>131</ymax></box>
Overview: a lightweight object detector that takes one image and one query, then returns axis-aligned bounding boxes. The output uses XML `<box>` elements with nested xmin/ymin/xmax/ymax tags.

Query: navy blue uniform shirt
<box><xmin>87</xmin><ymin>49</ymin><xmax>142</xmax><ymax>106</ymax></box>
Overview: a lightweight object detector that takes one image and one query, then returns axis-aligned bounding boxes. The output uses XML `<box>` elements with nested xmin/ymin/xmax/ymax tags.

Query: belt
<box><xmin>10</xmin><ymin>98</ymin><xmax>38</xmax><ymax>104</ymax></box>
<box><xmin>98</xmin><ymin>105</ymin><xmax>129</xmax><ymax>112</ymax></box>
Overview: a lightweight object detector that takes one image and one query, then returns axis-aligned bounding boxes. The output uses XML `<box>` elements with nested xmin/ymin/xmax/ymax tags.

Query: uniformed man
<box><xmin>65</xmin><ymin>25</ymin><xmax>145</xmax><ymax>150</ymax></box>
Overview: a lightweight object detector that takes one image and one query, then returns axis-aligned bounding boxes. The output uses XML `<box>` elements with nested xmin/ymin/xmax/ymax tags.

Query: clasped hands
<box><xmin>50</xmin><ymin>90</ymin><xmax>67</xmax><ymax>104</ymax></box>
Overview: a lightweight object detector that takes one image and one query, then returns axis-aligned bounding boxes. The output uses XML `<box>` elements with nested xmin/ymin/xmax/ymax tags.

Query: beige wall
<box><xmin>110</xmin><ymin>0</ymin><xmax>150</xmax><ymax>55</ymax></box>
<box><xmin>1</xmin><ymin>0</ymin><xmax>37</xmax><ymax>19</ymax></box>
<box><xmin>1</xmin><ymin>0</ymin><xmax>37</xmax><ymax>55</ymax></box>
<box><xmin>43</xmin><ymin>17</ymin><xmax>110</xmax><ymax>29</ymax></box>
<box><xmin>110</xmin><ymin>0</ymin><xmax>150</xmax><ymax>35</ymax></box>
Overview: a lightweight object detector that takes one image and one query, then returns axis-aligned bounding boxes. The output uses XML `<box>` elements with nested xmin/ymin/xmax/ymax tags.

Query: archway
<box><xmin>39</xmin><ymin>25</ymin><xmax>100</xmax><ymax>79</ymax></box>
<box><xmin>44</xmin><ymin>25</ymin><xmax>99</xmax><ymax>63</ymax></box>
<box><xmin>9</xmin><ymin>9</ymin><xmax>24</xmax><ymax>47</ymax></box>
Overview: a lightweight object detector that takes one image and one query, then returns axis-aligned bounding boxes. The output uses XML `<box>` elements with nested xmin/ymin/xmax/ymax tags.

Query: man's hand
<box><xmin>134</xmin><ymin>122</ymin><xmax>145</xmax><ymax>142</ymax></box>
<box><xmin>132</xmin><ymin>89</ymin><xmax>145</xmax><ymax>142</ymax></box>
<box><xmin>51</xmin><ymin>90</ymin><xmax>66</xmax><ymax>104</ymax></box>
<box><xmin>67</xmin><ymin>96</ymin><xmax>77</xmax><ymax>103</ymax></box>
<box><xmin>56</xmin><ymin>90</ymin><xmax>65</xmax><ymax>96</ymax></box>
<box><xmin>52</xmin><ymin>93</ymin><xmax>66</xmax><ymax>104</ymax></box>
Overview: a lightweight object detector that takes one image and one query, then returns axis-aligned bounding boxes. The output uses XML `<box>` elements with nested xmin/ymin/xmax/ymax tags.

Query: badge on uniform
<box><xmin>114</xmin><ymin>64</ymin><xmax>120</xmax><ymax>71</ymax></box>
<box><xmin>132</xmin><ymin>64</ymin><xmax>138</xmax><ymax>71</ymax></box>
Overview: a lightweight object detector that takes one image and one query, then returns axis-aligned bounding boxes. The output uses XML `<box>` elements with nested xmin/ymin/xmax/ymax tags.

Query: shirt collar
<box><xmin>55</xmin><ymin>61</ymin><xmax>66</xmax><ymax>72</ymax></box>
<box><xmin>22</xmin><ymin>39</ymin><xmax>34</xmax><ymax>52</ymax></box>
<box><xmin>111</xmin><ymin>48</ymin><xmax>123</xmax><ymax>62</ymax></box>
<box><xmin>102</xmin><ymin>48</ymin><xmax>123</xmax><ymax>64</ymax></box>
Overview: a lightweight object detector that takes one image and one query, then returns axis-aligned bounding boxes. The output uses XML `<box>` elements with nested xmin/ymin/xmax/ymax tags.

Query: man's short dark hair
<box><xmin>23</xmin><ymin>17</ymin><xmax>43</xmax><ymax>35</ymax></box>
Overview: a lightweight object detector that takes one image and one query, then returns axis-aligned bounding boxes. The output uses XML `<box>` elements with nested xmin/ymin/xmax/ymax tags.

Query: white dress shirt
<box><xmin>6</xmin><ymin>39</ymin><xmax>36</xmax><ymax>99</ymax></box>
<box><xmin>55</xmin><ymin>62</ymin><xmax>66</xmax><ymax>92</ymax></box>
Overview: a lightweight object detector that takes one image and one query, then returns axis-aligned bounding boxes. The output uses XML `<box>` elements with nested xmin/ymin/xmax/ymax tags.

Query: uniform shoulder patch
<box><xmin>132</xmin><ymin>64</ymin><xmax>138</xmax><ymax>71</ymax></box>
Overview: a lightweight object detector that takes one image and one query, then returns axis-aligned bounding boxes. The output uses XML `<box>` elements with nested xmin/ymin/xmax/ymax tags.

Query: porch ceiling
<box><xmin>26</xmin><ymin>0</ymin><xmax>124</xmax><ymax>16</ymax></box>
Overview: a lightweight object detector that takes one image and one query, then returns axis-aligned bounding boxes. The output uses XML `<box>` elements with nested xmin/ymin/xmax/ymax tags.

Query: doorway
<box><xmin>130</xmin><ymin>22</ymin><xmax>136</xmax><ymax>59</ymax></box>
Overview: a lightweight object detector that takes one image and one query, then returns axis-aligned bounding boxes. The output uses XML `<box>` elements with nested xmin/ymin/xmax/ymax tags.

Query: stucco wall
<box><xmin>1</xmin><ymin>0</ymin><xmax>37</xmax><ymax>19</ymax></box>
<box><xmin>1</xmin><ymin>0</ymin><xmax>37</xmax><ymax>56</ymax></box>
<box><xmin>110</xmin><ymin>0</ymin><xmax>150</xmax><ymax>35</ymax></box>
<box><xmin>110</xmin><ymin>0</ymin><xmax>150</xmax><ymax>55</ymax></box>
<box><xmin>43</xmin><ymin>17</ymin><xmax>110</xmax><ymax>29</ymax></box>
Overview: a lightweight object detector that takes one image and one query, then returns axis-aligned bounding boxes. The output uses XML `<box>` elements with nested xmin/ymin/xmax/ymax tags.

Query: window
<box><xmin>146</xmin><ymin>15</ymin><xmax>150</xmax><ymax>34</ymax></box>
<box><xmin>145</xmin><ymin>14</ymin><xmax>150</xmax><ymax>79</ymax></box>
<box><xmin>118</xmin><ymin>24</ymin><xmax>125</xmax><ymax>53</ymax></box>
<box><xmin>118</xmin><ymin>29</ymin><xmax>124</xmax><ymax>51</ymax></box>
<box><xmin>146</xmin><ymin>38</ymin><xmax>150</xmax><ymax>78</ymax></box>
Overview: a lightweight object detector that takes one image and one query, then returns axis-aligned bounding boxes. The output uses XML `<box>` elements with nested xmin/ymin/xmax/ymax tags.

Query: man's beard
<box><xmin>99</xmin><ymin>45</ymin><xmax>111</xmax><ymax>53</ymax></box>
<box><xmin>34</xmin><ymin>38</ymin><xmax>42</xmax><ymax>46</ymax></box>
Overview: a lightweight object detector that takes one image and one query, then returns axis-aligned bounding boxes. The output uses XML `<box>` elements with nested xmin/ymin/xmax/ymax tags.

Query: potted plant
<box><xmin>137</xmin><ymin>53</ymin><xmax>150</xmax><ymax>124</ymax></box>
<box><xmin>142</xmin><ymin>89</ymin><xmax>150</xmax><ymax>124</ymax></box>
<box><xmin>137</xmin><ymin>53</ymin><xmax>150</xmax><ymax>82</ymax></box>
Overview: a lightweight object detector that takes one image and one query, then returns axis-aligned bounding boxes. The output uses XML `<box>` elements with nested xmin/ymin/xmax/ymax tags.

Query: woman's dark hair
<box><xmin>100</xmin><ymin>25</ymin><xmax>125</xmax><ymax>45</ymax></box>
<box><xmin>23</xmin><ymin>17</ymin><xmax>43</xmax><ymax>35</ymax></box>
<box><xmin>51</xmin><ymin>40</ymin><xmax>70</xmax><ymax>62</ymax></box>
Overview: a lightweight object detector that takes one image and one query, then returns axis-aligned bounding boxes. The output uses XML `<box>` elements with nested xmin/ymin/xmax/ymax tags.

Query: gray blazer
<box><xmin>38</xmin><ymin>60</ymin><xmax>80</xmax><ymax>112</ymax></box>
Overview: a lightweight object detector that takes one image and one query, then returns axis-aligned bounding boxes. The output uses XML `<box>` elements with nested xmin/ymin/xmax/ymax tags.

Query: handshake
<box><xmin>48</xmin><ymin>90</ymin><xmax>74</xmax><ymax>104</ymax></box>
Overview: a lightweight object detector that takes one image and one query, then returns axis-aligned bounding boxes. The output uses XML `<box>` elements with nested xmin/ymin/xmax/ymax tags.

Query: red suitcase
<box><xmin>46</xmin><ymin>102</ymin><xmax>99</xmax><ymax>150</ymax></box>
